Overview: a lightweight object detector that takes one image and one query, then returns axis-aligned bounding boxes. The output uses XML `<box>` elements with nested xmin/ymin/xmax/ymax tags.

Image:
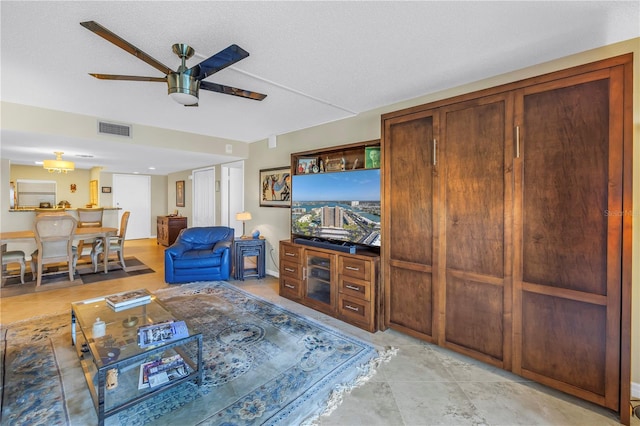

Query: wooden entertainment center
<box><xmin>279</xmin><ymin>240</ymin><xmax>381</xmax><ymax>332</ymax></box>
<box><xmin>279</xmin><ymin>140</ymin><xmax>383</xmax><ymax>332</ymax></box>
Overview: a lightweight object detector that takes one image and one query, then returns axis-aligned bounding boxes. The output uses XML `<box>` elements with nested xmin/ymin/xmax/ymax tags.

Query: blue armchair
<box><xmin>164</xmin><ymin>226</ymin><xmax>234</xmax><ymax>284</ymax></box>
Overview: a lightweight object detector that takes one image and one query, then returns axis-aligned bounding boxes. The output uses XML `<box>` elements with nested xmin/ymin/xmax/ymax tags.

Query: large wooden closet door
<box><xmin>383</xmin><ymin>110</ymin><xmax>438</xmax><ymax>341</ymax></box>
<box><xmin>439</xmin><ymin>95</ymin><xmax>513</xmax><ymax>368</ymax></box>
<box><xmin>513</xmin><ymin>68</ymin><xmax>624</xmax><ymax>409</ymax></box>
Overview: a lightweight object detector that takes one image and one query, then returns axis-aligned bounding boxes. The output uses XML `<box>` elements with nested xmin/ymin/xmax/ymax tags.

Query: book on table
<box><xmin>105</xmin><ymin>289</ymin><xmax>151</xmax><ymax>309</ymax></box>
<box><xmin>111</xmin><ymin>298</ymin><xmax>150</xmax><ymax>312</ymax></box>
<box><xmin>137</xmin><ymin>320</ymin><xmax>189</xmax><ymax>348</ymax></box>
<box><xmin>138</xmin><ymin>354</ymin><xmax>189</xmax><ymax>389</ymax></box>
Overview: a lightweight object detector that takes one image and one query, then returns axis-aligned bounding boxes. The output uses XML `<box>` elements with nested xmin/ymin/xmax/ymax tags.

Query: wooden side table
<box><xmin>233</xmin><ymin>238</ymin><xmax>266</xmax><ymax>280</ymax></box>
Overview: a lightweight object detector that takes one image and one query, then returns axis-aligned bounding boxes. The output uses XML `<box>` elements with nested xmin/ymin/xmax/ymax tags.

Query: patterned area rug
<box><xmin>0</xmin><ymin>281</ymin><xmax>395</xmax><ymax>425</ymax></box>
<box><xmin>0</xmin><ymin>257</ymin><xmax>154</xmax><ymax>298</ymax></box>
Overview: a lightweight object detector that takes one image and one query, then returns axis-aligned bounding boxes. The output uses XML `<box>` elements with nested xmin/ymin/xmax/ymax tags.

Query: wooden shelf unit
<box><xmin>282</xmin><ymin>138</ymin><xmax>383</xmax><ymax>332</ymax></box>
<box><xmin>291</xmin><ymin>139</ymin><xmax>380</xmax><ymax>175</ymax></box>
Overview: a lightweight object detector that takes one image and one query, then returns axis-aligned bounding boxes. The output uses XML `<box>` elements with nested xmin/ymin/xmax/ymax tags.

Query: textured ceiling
<box><xmin>1</xmin><ymin>1</ymin><xmax>638</xmax><ymax>174</ymax></box>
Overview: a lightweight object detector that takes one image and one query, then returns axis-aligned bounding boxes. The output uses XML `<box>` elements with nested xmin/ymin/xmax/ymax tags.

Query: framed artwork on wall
<box><xmin>176</xmin><ymin>180</ymin><xmax>185</xmax><ymax>207</ymax></box>
<box><xmin>260</xmin><ymin>166</ymin><xmax>291</xmax><ymax>208</ymax></box>
<box><xmin>365</xmin><ymin>147</ymin><xmax>381</xmax><ymax>169</ymax></box>
<box><xmin>296</xmin><ymin>157</ymin><xmax>318</xmax><ymax>174</ymax></box>
<box><xmin>101</xmin><ymin>186</ymin><xmax>111</xmax><ymax>193</ymax></box>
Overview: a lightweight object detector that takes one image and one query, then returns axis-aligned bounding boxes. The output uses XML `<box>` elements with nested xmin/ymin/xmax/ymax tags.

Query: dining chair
<box><xmin>2</xmin><ymin>250</ymin><xmax>26</xmax><ymax>284</ymax></box>
<box><xmin>34</xmin><ymin>208</ymin><xmax>67</xmax><ymax>214</ymax></box>
<box><xmin>76</xmin><ymin>207</ymin><xmax>104</xmax><ymax>262</ymax></box>
<box><xmin>91</xmin><ymin>211</ymin><xmax>130</xmax><ymax>273</ymax></box>
<box><xmin>31</xmin><ymin>213</ymin><xmax>78</xmax><ymax>287</ymax></box>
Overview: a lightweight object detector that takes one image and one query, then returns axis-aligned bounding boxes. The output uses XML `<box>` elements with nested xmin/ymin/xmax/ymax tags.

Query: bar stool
<box><xmin>2</xmin><ymin>250</ymin><xmax>26</xmax><ymax>284</ymax></box>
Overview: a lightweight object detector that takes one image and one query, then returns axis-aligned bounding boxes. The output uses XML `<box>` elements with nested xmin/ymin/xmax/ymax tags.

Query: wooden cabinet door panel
<box><xmin>385</xmin><ymin>112</ymin><xmax>435</xmax><ymax>264</ymax></box>
<box><xmin>383</xmin><ymin>110</ymin><xmax>438</xmax><ymax>339</ymax></box>
<box><xmin>521</xmin><ymin>292</ymin><xmax>607</xmax><ymax>397</ymax></box>
<box><xmin>440</xmin><ymin>95</ymin><xmax>513</xmax><ymax>367</ymax></box>
<box><xmin>521</xmin><ymin>77</ymin><xmax>610</xmax><ymax>294</ymax></box>
<box><xmin>514</xmin><ymin>69</ymin><xmax>624</xmax><ymax>410</ymax></box>
<box><xmin>445</xmin><ymin>274</ymin><xmax>504</xmax><ymax>363</ymax></box>
<box><xmin>388</xmin><ymin>265</ymin><xmax>434</xmax><ymax>340</ymax></box>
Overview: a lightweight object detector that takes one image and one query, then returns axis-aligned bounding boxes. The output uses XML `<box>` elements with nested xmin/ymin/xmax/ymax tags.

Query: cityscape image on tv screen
<box><xmin>291</xmin><ymin>169</ymin><xmax>381</xmax><ymax>247</ymax></box>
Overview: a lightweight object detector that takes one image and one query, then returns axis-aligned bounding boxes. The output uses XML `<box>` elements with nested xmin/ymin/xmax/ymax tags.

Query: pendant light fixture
<box><xmin>43</xmin><ymin>151</ymin><xmax>75</xmax><ymax>173</ymax></box>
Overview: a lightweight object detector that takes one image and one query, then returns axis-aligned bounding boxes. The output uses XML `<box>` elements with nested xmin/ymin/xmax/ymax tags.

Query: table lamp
<box><xmin>236</xmin><ymin>211</ymin><xmax>252</xmax><ymax>238</ymax></box>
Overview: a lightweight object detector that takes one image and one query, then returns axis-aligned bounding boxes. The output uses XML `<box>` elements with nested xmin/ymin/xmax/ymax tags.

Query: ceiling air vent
<box><xmin>98</xmin><ymin>121</ymin><xmax>131</xmax><ymax>137</ymax></box>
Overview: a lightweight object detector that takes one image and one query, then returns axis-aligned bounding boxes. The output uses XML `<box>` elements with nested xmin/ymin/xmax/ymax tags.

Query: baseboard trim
<box><xmin>632</xmin><ymin>381</ymin><xmax>640</xmax><ymax>398</ymax></box>
<box><xmin>266</xmin><ymin>268</ymin><xmax>279</xmax><ymax>278</ymax></box>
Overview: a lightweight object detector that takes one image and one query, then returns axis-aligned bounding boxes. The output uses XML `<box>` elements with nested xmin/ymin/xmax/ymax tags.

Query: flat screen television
<box><xmin>291</xmin><ymin>168</ymin><xmax>381</xmax><ymax>249</ymax></box>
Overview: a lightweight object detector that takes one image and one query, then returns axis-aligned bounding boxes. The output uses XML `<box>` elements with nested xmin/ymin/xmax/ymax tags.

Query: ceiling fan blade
<box><xmin>200</xmin><ymin>81</ymin><xmax>267</xmax><ymax>101</ymax></box>
<box><xmin>89</xmin><ymin>73</ymin><xmax>167</xmax><ymax>82</ymax></box>
<box><xmin>188</xmin><ymin>44</ymin><xmax>249</xmax><ymax>81</ymax></box>
<box><xmin>80</xmin><ymin>21</ymin><xmax>173</xmax><ymax>75</ymax></box>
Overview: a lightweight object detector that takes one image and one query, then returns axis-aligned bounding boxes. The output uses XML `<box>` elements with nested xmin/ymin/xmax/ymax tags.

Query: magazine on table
<box><xmin>138</xmin><ymin>354</ymin><xmax>189</xmax><ymax>389</ymax></box>
<box><xmin>137</xmin><ymin>320</ymin><xmax>189</xmax><ymax>348</ymax></box>
<box><xmin>106</xmin><ymin>289</ymin><xmax>151</xmax><ymax>309</ymax></box>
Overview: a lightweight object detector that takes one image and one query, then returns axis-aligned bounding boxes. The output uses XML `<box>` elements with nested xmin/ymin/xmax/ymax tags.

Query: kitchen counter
<box><xmin>9</xmin><ymin>207</ymin><xmax>121</xmax><ymax>212</ymax></box>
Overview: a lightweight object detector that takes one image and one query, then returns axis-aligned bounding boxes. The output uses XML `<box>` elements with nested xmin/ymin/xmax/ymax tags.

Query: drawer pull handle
<box><xmin>345</xmin><ymin>284</ymin><xmax>361</xmax><ymax>291</ymax></box>
<box><xmin>284</xmin><ymin>268</ymin><xmax>295</xmax><ymax>273</ymax></box>
<box><xmin>285</xmin><ymin>252</ymin><xmax>296</xmax><ymax>257</ymax></box>
<box><xmin>345</xmin><ymin>304</ymin><xmax>360</xmax><ymax>312</ymax></box>
<box><xmin>285</xmin><ymin>284</ymin><xmax>295</xmax><ymax>289</ymax></box>
<box><xmin>345</xmin><ymin>266</ymin><xmax>360</xmax><ymax>271</ymax></box>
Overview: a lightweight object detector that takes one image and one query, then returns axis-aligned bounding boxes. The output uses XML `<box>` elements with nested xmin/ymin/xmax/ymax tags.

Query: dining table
<box><xmin>1</xmin><ymin>227</ymin><xmax>118</xmax><ymax>274</ymax></box>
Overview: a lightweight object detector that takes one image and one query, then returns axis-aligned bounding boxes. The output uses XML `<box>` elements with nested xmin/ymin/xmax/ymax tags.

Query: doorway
<box><xmin>221</xmin><ymin>161</ymin><xmax>244</xmax><ymax>237</ymax></box>
<box><xmin>112</xmin><ymin>174</ymin><xmax>151</xmax><ymax>239</ymax></box>
<box><xmin>192</xmin><ymin>167</ymin><xmax>216</xmax><ymax>227</ymax></box>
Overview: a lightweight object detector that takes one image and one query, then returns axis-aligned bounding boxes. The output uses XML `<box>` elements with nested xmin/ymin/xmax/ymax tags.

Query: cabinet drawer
<box><xmin>281</xmin><ymin>260</ymin><xmax>302</xmax><ymax>280</ymax></box>
<box><xmin>280</xmin><ymin>277</ymin><xmax>303</xmax><ymax>300</ymax></box>
<box><xmin>281</xmin><ymin>244</ymin><xmax>301</xmax><ymax>261</ymax></box>
<box><xmin>338</xmin><ymin>294</ymin><xmax>373</xmax><ymax>331</ymax></box>
<box><xmin>339</xmin><ymin>276</ymin><xmax>371</xmax><ymax>301</ymax></box>
<box><xmin>339</xmin><ymin>257</ymin><xmax>370</xmax><ymax>281</ymax></box>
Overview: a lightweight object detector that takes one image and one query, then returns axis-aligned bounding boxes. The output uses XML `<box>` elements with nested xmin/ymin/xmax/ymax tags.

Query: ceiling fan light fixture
<box><xmin>81</xmin><ymin>22</ymin><xmax>266</xmax><ymax>104</ymax></box>
<box><xmin>168</xmin><ymin>73</ymin><xmax>200</xmax><ymax>105</ymax></box>
<box><xmin>43</xmin><ymin>151</ymin><xmax>75</xmax><ymax>173</ymax></box>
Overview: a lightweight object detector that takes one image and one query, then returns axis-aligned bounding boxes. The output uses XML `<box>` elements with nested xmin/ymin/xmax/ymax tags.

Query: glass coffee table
<box><xmin>71</xmin><ymin>289</ymin><xmax>202</xmax><ymax>426</ymax></box>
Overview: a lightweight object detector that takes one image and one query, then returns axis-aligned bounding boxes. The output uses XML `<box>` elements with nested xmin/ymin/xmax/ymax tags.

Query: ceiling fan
<box><xmin>80</xmin><ymin>21</ymin><xmax>267</xmax><ymax>106</ymax></box>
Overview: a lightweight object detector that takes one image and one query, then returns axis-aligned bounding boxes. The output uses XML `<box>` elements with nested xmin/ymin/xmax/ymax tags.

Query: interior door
<box><xmin>112</xmin><ymin>174</ymin><xmax>150</xmax><ymax>240</ymax></box>
<box><xmin>513</xmin><ymin>69</ymin><xmax>624</xmax><ymax>410</ymax></box>
<box><xmin>221</xmin><ymin>161</ymin><xmax>244</xmax><ymax>236</ymax></box>
<box><xmin>439</xmin><ymin>94</ymin><xmax>513</xmax><ymax>369</ymax></box>
<box><xmin>192</xmin><ymin>167</ymin><xmax>215</xmax><ymax>227</ymax></box>
<box><xmin>383</xmin><ymin>109</ymin><xmax>438</xmax><ymax>342</ymax></box>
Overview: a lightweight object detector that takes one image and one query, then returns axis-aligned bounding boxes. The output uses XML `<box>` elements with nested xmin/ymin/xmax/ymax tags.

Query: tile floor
<box><xmin>1</xmin><ymin>238</ymin><xmax>637</xmax><ymax>425</ymax></box>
